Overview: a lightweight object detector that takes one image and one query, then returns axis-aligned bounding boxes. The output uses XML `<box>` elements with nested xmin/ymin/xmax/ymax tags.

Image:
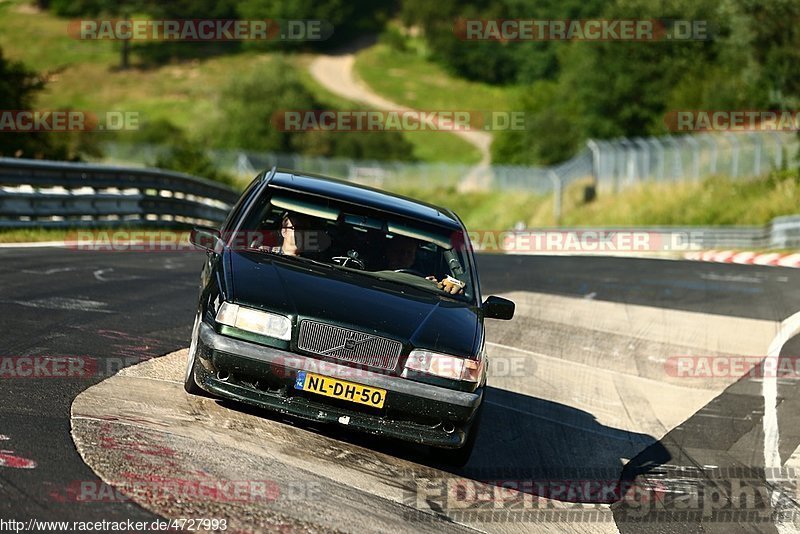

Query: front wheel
<box><xmin>184</xmin><ymin>312</ymin><xmax>206</xmax><ymax>395</ymax></box>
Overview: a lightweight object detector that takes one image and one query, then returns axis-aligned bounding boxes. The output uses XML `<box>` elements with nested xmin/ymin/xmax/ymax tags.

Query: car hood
<box><xmin>225</xmin><ymin>250</ymin><xmax>479</xmax><ymax>356</ymax></box>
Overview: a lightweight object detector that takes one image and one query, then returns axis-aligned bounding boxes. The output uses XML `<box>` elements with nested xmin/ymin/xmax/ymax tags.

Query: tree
<box><xmin>0</xmin><ymin>47</ymin><xmax>51</xmax><ymax>158</ymax></box>
<box><xmin>237</xmin><ymin>0</ymin><xmax>394</xmax><ymax>50</ymax></box>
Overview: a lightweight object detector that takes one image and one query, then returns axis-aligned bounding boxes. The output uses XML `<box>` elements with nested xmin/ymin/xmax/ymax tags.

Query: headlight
<box><xmin>215</xmin><ymin>302</ymin><xmax>291</xmax><ymax>341</ymax></box>
<box><xmin>403</xmin><ymin>349</ymin><xmax>484</xmax><ymax>383</ymax></box>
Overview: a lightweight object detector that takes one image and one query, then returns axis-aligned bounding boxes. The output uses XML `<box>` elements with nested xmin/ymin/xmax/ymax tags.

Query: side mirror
<box><xmin>482</xmin><ymin>296</ymin><xmax>515</xmax><ymax>320</ymax></box>
<box><xmin>190</xmin><ymin>227</ymin><xmax>223</xmax><ymax>254</ymax></box>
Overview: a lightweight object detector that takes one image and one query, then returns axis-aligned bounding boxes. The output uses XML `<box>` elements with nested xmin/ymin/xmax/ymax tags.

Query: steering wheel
<box><xmin>393</xmin><ymin>268</ymin><xmax>425</xmax><ymax>277</ymax></box>
<box><xmin>332</xmin><ymin>250</ymin><xmax>366</xmax><ymax>270</ymax></box>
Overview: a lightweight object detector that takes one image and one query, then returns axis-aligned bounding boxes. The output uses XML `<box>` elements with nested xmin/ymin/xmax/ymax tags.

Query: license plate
<box><xmin>294</xmin><ymin>371</ymin><xmax>386</xmax><ymax>409</ymax></box>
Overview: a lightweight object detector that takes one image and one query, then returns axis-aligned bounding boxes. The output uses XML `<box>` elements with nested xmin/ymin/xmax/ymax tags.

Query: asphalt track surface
<box><xmin>2</xmin><ymin>247</ymin><xmax>800</xmax><ymax>532</ymax></box>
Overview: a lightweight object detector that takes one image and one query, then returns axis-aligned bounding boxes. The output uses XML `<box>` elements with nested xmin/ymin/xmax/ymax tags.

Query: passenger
<box><xmin>385</xmin><ymin>236</ymin><xmax>465</xmax><ymax>295</ymax></box>
<box><xmin>384</xmin><ymin>235</ymin><xmax>418</xmax><ymax>270</ymax></box>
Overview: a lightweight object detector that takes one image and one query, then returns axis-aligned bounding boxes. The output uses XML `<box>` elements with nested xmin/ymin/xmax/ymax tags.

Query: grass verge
<box><xmin>0</xmin><ymin>227</ymin><xmax>191</xmax><ymax>244</ymax></box>
<box><xmin>354</xmin><ymin>43</ymin><xmax>516</xmax><ymax>114</ymax></box>
<box><xmin>392</xmin><ymin>170</ymin><xmax>800</xmax><ymax>230</ymax></box>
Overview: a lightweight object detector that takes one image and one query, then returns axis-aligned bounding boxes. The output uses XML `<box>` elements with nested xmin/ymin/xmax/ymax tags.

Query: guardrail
<box><xmin>2</xmin><ymin>157</ymin><xmax>798</xmax><ymax>251</ymax></box>
<box><xmin>771</xmin><ymin>216</ymin><xmax>800</xmax><ymax>249</ymax></box>
<box><xmin>0</xmin><ymin>157</ymin><xmax>239</xmax><ymax>228</ymax></box>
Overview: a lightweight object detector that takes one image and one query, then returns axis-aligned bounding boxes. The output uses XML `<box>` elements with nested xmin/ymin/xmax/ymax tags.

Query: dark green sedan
<box><xmin>185</xmin><ymin>167</ymin><xmax>514</xmax><ymax>466</ymax></box>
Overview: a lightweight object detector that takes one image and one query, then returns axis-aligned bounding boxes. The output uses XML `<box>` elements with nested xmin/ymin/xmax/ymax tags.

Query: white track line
<box><xmin>763</xmin><ymin>309</ymin><xmax>800</xmax><ymax>532</ymax></box>
<box><xmin>0</xmin><ymin>241</ymin><xmax>68</xmax><ymax>248</ymax></box>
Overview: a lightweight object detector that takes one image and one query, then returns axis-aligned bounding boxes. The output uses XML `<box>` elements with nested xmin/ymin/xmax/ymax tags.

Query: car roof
<box><xmin>266</xmin><ymin>169</ymin><xmax>462</xmax><ymax>230</ymax></box>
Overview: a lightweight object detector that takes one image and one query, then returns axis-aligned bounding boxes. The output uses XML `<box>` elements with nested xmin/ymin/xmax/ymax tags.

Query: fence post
<box><xmin>750</xmin><ymin>133</ymin><xmax>762</xmax><ymax>176</ymax></box>
<box><xmin>549</xmin><ymin>170</ymin><xmax>562</xmax><ymax>225</ymax></box>
<box><xmin>633</xmin><ymin>137</ymin><xmax>650</xmax><ymax>181</ymax></box>
<box><xmin>703</xmin><ymin>134</ymin><xmax>718</xmax><ymax>175</ymax></box>
<box><xmin>587</xmin><ymin>139</ymin><xmax>601</xmax><ymax>188</ymax></box>
<box><xmin>619</xmin><ymin>138</ymin><xmax>637</xmax><ymax>185</ymax></box>
<box><xmin>650</xmin><ymin>137</ymin><xmax>665</xmax><ymax>182</ymax></box>
<box><xmin>685</xmin><ymin>135</ymin><xmax>700</xmax><ymax>181</ymax></box>
<box><xmin>666</xmin><ymin>136</ymin><xmax>683</xmax><ymax>181</ymax></box>
<box><xmin>726</xmin><ymin>133</ymin><xmax>741</xmax><ymax>178</ymax></box>
<box><xmin>769</xmin><ymin>131</ymin><xmax>785</xmax><ymax>169</ymax></box>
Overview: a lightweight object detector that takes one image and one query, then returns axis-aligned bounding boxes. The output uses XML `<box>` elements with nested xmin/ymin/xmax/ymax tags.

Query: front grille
<box><xmin>297</xmin><ymin>320</ymin><xmax>402</xmax><ymax>371</ymax></box>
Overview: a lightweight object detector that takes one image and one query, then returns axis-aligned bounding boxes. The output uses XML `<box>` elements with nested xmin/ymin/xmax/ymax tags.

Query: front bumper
<box><xmin>194</xmin><ymin>322</ymin><xmax>482</xmax><ymax>448</ymax></box>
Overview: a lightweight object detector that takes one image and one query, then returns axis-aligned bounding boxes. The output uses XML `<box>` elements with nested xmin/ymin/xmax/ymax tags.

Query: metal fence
<box><xmin>98</xmin><ymin>142</ymin><xmax>593</xmax><ymax>195</ymax></box>
<box><xmin>588</xmin><ymin>132</ymin><xmax>798</xmax><ymax>194</ymax></box>
<box><xmin>98</xmin><ymin>131</ymin><xmax>797</xmax><ymax>198</ymax></box>
<box><xmin>0</xmin><ymin>157</ymin><xmax>239</xmax><ymax>228</ymax></box>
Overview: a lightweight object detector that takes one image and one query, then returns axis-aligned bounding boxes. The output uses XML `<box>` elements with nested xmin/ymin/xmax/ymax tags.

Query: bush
<box><xmin>208</xmin><ymin>57</ymin><xmax>415</xmax><ymax>161</ymax></box>
<box><xmin>237</xmin><ymin>0</ymin><xmax>395</xmax><ymax>51</ymax></box>
<box><xmin>155</xmin><ymin>135</ymin><xmax>236</xmax><ymax>187</ymax></box>
<box><xmin>0</xmin><ymin>46</ymin><xmax>96</xmax><ymax>160</ymax></box>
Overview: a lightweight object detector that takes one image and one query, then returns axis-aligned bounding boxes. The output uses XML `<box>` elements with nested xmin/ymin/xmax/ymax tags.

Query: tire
<box><xmin>184</xmin><ymin>312</ymin><xmax>207</xmax><ymax>395</ymax></box>
<box><xmin>430</xmin><ymin>401</ymin><xmax>483</xmax><ymax>468</ymax></box>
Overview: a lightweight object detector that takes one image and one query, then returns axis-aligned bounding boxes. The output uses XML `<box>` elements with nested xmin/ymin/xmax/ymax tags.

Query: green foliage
<box><xmin>48</xmin><ymin>0</ymin><xmax>111</xmax><ymax>16</ymax></box>
<box><xmin>208</xmin><ymin>57</ymin><xmax>415</xmax><ymax>161</ymax></box>
<box><xmin>0</xmin><ymin>46</ymin><xmax>83</xmax><ymax>159</ymax></box>
<box><xmin>236</xmin><ymin>0</ymin><xmax>394</xmax><ymax>50</ymax></box>
<box><xmin>401</xmin><ymin>0</ymin><xmax>605</xmax><ymax>84</ymax></box>
<box><xmin>489</xmin><ymin>0</ymin><xmax>800</xmax><ymax>164</ymax></box>
<box><xmin>491</xmin><ymin>80</ymin><xmax>582</xmax><ymax>165</ymax></box>
<box><xmin>401</xmin><ymin>0</ymin><xmax>800</xmax><ymax>165</ymax></box>
<box><xmin>378</xmin><ymin>25</ymin><xmax>408</xmax><ymax>52</ymax></box>
<box><xmin>0</xmin><ymin>47</ymin><xmax>46</xmax><ymax>158</ymax></box>
<box><xmin>210</xmin><ymin>57</ymin><xmax>317</xmax><ymax>153</ymax></box>
<box><xmin>330</xmin><ymin>132</ymin><xmax>417</xmax><ymax>161</ymax></box>
<box><xmin>154</xmin><ymin>124</ymin><xmax>236</xmax><ymax>187</ymax></box>
<box><xmin>127</xmin><ymin>117</ymin><xmax>183</xmax><ymax>145</ymax></box>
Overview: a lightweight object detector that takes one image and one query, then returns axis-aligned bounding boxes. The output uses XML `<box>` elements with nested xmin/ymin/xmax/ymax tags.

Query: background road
<box><xmin>2</xmin><ymin>247</ymin><xmax>799</xmax><ymax>532</ymax></box>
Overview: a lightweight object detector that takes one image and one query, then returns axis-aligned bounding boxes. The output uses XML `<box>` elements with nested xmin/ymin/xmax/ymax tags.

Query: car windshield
<box><xmin>234</xmin><ymin>189</ymin><xmax>475</xmax><ymax>302</ymax></box>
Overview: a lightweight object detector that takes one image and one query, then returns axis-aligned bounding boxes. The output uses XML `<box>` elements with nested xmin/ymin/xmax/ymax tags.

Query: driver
<box><xmin>385</xmin><ymin>236</ymin><xmax>464</xmax><ymax>295</ymax></box>
<box><xmin>262</xmin><ymin>211</ymin><xmax>329</xmax><ymax>257</ymax></box>
<box><xmin>279</xmin><ymin>211</ymin><xmax>309</xmax><ymax>256</ymax></box>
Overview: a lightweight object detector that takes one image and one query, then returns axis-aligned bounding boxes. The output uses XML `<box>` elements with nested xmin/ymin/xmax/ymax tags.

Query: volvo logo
<box><xmin>320</xmin><ymin>333</ymin><xmax>373</xmax><ymax>355</ymax></box>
